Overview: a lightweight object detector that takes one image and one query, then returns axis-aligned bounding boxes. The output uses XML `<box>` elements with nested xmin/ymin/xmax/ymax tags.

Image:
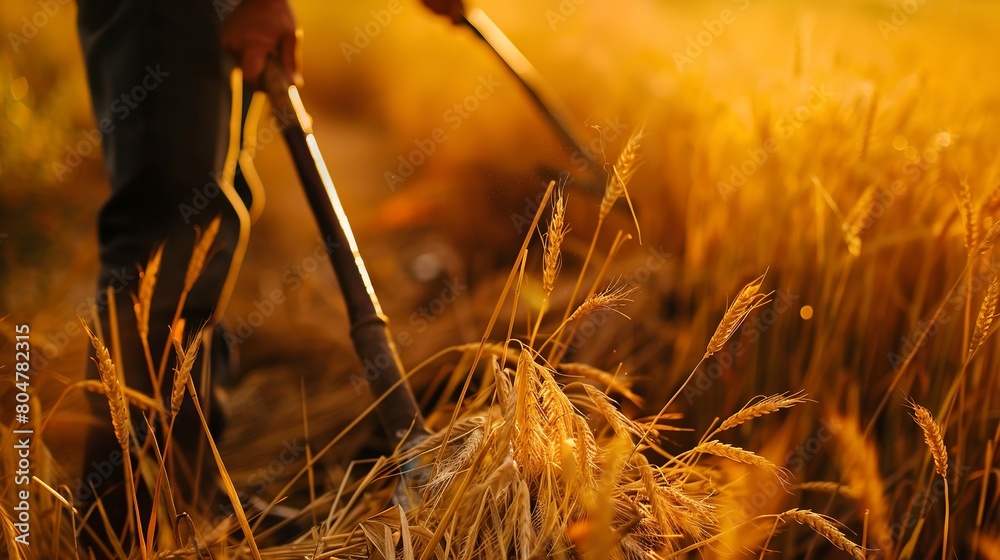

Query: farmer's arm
<box><xmin>422</xmin><ymin>0</ymin><xmax>466</xmax><ymax>24</ymax></box>
<box><xmin>221</xmin><ymin>0</ymin><xmax>299</xmax><ymax>86</ymax></box>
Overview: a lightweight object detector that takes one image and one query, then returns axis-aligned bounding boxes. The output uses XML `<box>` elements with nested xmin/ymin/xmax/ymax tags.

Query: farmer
<box><xmin>77</xmin><ymin>0</ymin><xmax>464</xmax><ymax>552</ymax></box>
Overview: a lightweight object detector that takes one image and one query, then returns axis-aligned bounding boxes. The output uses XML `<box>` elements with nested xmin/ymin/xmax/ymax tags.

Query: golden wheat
<box><xmin>690</xmin><ymin>440</ymin><xmax>787</xmax><ymax>480</ymax></box>
<box><xmin>961</xmin><ymin>181</ymin><xmax>979</xmax><ymax>255</ymax></box>
<box><xmin>716</xmin><ymin>392</ymin><xmax>808</xmax><ymax>433</ymax></box>
<box><xmin>183</xmin><ymin>215</ymin><xmax>222</xmax><ymax>292</ymax></box>
<box><xmin>134</xmin><ymin>244</ymin><xmax>163</xmax><ymax>341</ymax></box>
<box><xmin>542</xmin><ymin>189</ymin><xmax>568</xmax><ymax>298</ymax></box>
<box><xmin>911</xmin><ymin>403</ymin><xmax>949</xmax><ymax>478</ymax></box>
<box><xmin>170</xmin><ymin>329</ymin><xmax>203</xmax><ymax>417</ymax></box>
<box><xmin>843</xmin><ymin>186</ymin><xmax>881</xmax><ymax>258</ymax></box>
<box><xmin>796</xmin><ymin>481</ymin><xmax>859</xmax><ymax>498</ymax></box>
<box><xmin>567</xmin><ymin>281</ymin><xmax>636</xmax><ymax>322</ymax></box>
<box><xmin>558</xmin><ymin>362</ymin><xmax>644</xmax><ymax>407</ymax></box>
<box><xmin>705</xmin><ymin>274</ymin><xmax>769</xmax><ymax>357</ymax></box>
<box><xmin>833</xmin><ymin>412</ymin><xmax>892</xmax><ymax>552</ymax></box>
<box><xmin>599</xmin><ymin>125</ymin><xmax>643</xmax><ymax>222</ymax></box>
<box><xmin>970</xmin><ymin>275</ymin><xmax>1000</xmax><ymax>358</ymax></box>
<box><xmin>782</xmin><ymin>509</ymin><xmax>866</xmax><ymax>560</ymax></box>
<box><xmin>83</xmin><ymin>322</ymin><xmax>129</xmax><ymax>449</ymax></box>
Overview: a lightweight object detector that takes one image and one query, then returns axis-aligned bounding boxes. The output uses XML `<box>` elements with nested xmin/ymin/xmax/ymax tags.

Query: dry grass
<box><xmin>2</xmin><ymin>1</ymin><xmax>999</xmax><ymax>558</ymax></box>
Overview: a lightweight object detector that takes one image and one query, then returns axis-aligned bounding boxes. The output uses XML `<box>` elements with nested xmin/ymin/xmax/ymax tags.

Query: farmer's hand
<box><xmin>422</xmin><ymin>0</ymin><xmax>465</xmax><ymax>25</ymax></box>
<box><xmin>221</xmin><ymin>0</ymin><xmax>300</xmax><ymax>87</ymax></box>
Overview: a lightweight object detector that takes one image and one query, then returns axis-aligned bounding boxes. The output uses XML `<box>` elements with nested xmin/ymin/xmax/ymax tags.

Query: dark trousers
<box><xmin>75</xmin><ymin>0</ymin><xmax>251</xmax><ymax>551</ymax></box>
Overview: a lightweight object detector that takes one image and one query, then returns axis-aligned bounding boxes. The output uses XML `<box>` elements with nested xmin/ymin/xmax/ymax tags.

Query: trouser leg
<box><xmin>75</xmin><ymin>0</ymin><xmax>250</xmax><ymax>551</ymax></box>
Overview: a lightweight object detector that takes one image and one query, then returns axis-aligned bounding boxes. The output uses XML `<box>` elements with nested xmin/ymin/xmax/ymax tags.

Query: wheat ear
<box><xmin>599</xmin><ymin>125</ymin><xmax>644</xmax><ymax>223</ymax></box>
<box><xmin>542</xmin><ymin>188</ymin><xmax>568</xmax><ymax>298</ymax></box>
<box><xmin>184</xmin><ymin>216</ymin><xmax>222</xmax><ymax>292</ymax></box>
<box><xmin>960</xmin><ymin>181</ymin><xmax>979</xmax><ymax>256</ymax></box>
<box><xmin>705</xmin><ymin>274</ymin><xmax>770</xmax><ymax>357</ymax></box>
<box><xmin>567</xmin><ymin>281</ymin><xmax>636</xmax><ymax>322</ymax></box>
<box><xmin>171</xmin><ymin>329</ymin><xmax>204</xmax><ymax>418</ymax></box>
<box><xmin>910</xmin><ymin>401</ymin><xmax>950</xmax><ymax>560</ymax></box>
<box><xmin>690</xmin><ymin>440</ymin><xmax>788</xmax><ymax>481</ymax></box>
<box><xmin>910</xmin><ymin>403</ymin><xmax>948</xmax><ymax>478</ymax></box>
<box><xmin>83</xmin><ymin>322</ymin><xmax>129</xmax><ymax>449</ymax></box>
<box><xmin>133</xmin><ymin>244</ymin><xmax>164</xmax><ymax>342</ymax></box>
<box><xmin>782</xmin><ymin>509</ymin><xmax>866</xmax><ymax>560</ymax></box>
<box><xmin>716</xmin><ymin>392</ymin><xmax>809</xmax><ymax>433</ymax></box>
<box><xmin>83</xmin><ymin>321</ymin><xmax>147</xmax><ymax>558</ymax></box>
<box><xmin>969</xmin><ymin>275</ymin><xmax>999</xmax><ymax>359</ymax></box>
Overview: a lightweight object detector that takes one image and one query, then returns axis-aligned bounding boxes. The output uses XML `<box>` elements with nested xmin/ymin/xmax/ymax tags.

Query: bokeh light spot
<box><xmin>11</xmin><ymin>77</ymin><xmax>28</xmax><ymax>101</ymax></box>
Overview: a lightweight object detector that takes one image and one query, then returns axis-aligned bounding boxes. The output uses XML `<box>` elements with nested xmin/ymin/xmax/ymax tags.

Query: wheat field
<box><xmin>1</xmin><ymin>0</ymin><xmax>998</xmax><ymax>558</ymax></box>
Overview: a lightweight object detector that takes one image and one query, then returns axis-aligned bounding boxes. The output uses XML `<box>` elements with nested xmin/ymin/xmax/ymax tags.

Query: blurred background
<box><xmin>2</xmin><ymin>0</ymin><xmax>999</xmax><ymax>556</ymax></box>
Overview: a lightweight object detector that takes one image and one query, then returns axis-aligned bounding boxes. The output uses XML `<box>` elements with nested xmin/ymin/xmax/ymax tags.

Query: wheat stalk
<box><xmin>960</xmin><ymin>181</ymin><xmax>979</xmax><ymax>256</ymax></box>
<box><xmin>567</xmin><ymin>281</ymin><xmax>636</xmax><ymax>322</ymax></box>
<box><xmin>542</xmin><ymin>189</ymin><xmax>568</xmax><ymax>298</ymax></box>
<box><xmin>582</xmin><ymin>384</ymin><xmax>643</xmax><ymax>442</ymax></box>
<box><xmin>782</xmin><ymin>509</ymin><xmax>866</xmax><ymax>560</ymax></box>
<box><xmin>184</xmin><ymin>216</ymin><xmax>222</xmax><ymax>292</ymax></box>
<box><xmin>558</xmin><ymin>362</ymin><xmax>644</xmax><ymax>407</ymax></box>
<box><xmin>796</xmin><ymin>481</ymin><xmax>859</xmax><ymax>498</ymax></box>
<box><xmin>133</xmin><ymin>244</ymin><xmax>164</xmax><ymax>342</ymax></box>
<box><xmin>716</xmin><ymin>392</ymin><xmax>808</xmax><ymax>433</ymax></box>
<box><xmin>910</xmin><ymin>401</ymin><xmax>950</xmax><ymax>560</ymax></box>
<box><xmin>171</xmin><ymin>329</ymin><xmax>203</xmax><ymax>418</ymax></box>
<box><xmin>690</xmin><ymin>440</ymin><xmax>787</xmax><ymax>480</ymax></box>
<box><xmin>833</xmin><ymin>412</ymin><xmax>892</xmax><ymax>551</ymax></box>
<box><xmin>980</xmin><ymin>220</ymin><xmax>1000</xmax><ymax>254</ymax></box>
<box><xmin>83</xmin><ymin>322</ymin><xmax>129</xmax><ymax>449</ymax></box>
<box><xmin>843</xmin><ymin>186</ymin><xmax>881</xmax><ymax>257</ymax></box>
<box><xmin>599</xmin><ymin>125</ymin><xmax>644</xmax><ymax>222</ymax></box>
<box><xmin>83</xmin><ymin>320</ymin><xmax>148</xmax><ymax>558</ymax></box>
<box><xmin>910</xmin><ymin>403</ymin><xmax>948</xmax><ymax>478</ymax></box>
<box><xmin>705</xmin><ymin>274</ymin><xmax>770</xmax><ymax>357</ymax></box>
<box><xmin>969</xmin><ymin>274</ymin><xmax>999</xmax><ymax>359</ymax></box>
<box><xmin>859</xmin><ymin>85</ymin><xmax>878</xmax><ymax>160</ymax></box>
